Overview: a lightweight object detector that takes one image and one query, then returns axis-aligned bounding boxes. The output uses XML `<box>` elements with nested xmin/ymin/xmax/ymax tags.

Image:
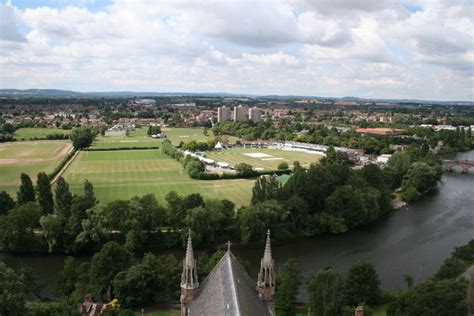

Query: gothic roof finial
<box><xmin>181</xmin><ymin>230</ymin><xmax>199</xmax><ymax>289</ymax></box>
<box><xmin>263</xmin><ymin>229</ymin><xmax>272</xmax><ymax>263</ymax></box>
<box><xmin>227</xmin><ymin>240</ymin><xmax>232</xmax><ymax>252</ymax></box>
<box><xmin>185</xmin><ymin>230</ymin><xmax>195</xmax><ymax>267</ymax></box>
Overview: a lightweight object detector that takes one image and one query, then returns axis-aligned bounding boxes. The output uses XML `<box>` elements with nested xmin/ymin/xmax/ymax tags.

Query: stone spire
<box><xmin>257</xmin><ymin>229</ymin><xmax>276</xmax><ymax>305</ymax></box>
<box><xmin>263</xmin><ymin>229</ymin><xmax>272</xmax><ymax>263</ymax></box>
<box><xmin>180</xmin><ymin>231</ymin><xmax>199</xmax><ymax>316</ymax></box>
<box><xmin>181</xmin><ymin>230</ymin><xmax>199</xmax><ymax>289</ymax></box>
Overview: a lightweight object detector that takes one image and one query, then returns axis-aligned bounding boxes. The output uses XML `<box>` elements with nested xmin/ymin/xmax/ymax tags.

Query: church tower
<box><xmin>180</xmin><ymin>231</ymin><xmax>199</xmax><ymax>316</ymax></box>
<box><xmin>257</xmin><ymin>229</ymin><xmax>276</xmax><ymax>306</ymax></box>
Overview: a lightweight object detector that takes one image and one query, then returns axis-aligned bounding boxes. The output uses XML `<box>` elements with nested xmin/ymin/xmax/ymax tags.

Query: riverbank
<box><xmin>2</xmin><ymin>151</ymin><xmax>473</xmax><ymax>300</ymax></box>
<box><xmin>391</xmin><ymin>191</ymin><xmax>407</xmax><ymax>209</ymax></box>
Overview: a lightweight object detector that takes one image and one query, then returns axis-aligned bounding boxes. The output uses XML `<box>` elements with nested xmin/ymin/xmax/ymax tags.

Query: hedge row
<box><xmin>194</xmin><ymin>167</ymin><xmax>291</xmax><ymax>180</ymax></box>
<box><xmin>48</xmin><ymin>148</ymin><xmax>77</xmax><ymax>181</ymax></box>
<box><xmin>84</xmin><ymin>146</ymin><xmax>161</xmax><ymax>151</ymax></box>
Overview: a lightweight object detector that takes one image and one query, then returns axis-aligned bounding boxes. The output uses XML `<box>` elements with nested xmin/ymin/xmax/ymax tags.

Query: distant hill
<box><xmin>0</xmin><ymin>89</ymin><xmax>472</xmax><ymax>106</ymax></box>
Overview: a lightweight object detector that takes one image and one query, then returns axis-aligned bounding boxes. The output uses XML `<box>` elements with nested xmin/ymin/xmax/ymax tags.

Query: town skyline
<box><xmin>1</xmin><ymin>0</ymin><xmax>473</xmax><ymax>101</ymax></box>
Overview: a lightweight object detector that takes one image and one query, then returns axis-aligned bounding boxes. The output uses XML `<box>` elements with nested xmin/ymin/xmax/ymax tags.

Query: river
<box><xmin>1</xmin><ymin>151</ymin><xmax>473</xmax><ymax>299</ymax></box>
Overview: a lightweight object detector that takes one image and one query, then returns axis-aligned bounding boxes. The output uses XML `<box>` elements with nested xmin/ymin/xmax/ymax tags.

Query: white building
<box><xmin>377</xmin><ymin>154</ymin><xmax>392</xmax><ymax>165</ymax></box>
<box><xmin>249</xmin><ymin>107</ymin><xmax>261</xmax><ymax>123</ymax></box>
<box><xmin>217</xmin><ymin>106</ymin><xmax>231</xmax><ymax>122</ymax></box>
<box><xmin>233</xmin><ymin>105</ymin><xmax>247</xmax><ymax>122</ymax></box>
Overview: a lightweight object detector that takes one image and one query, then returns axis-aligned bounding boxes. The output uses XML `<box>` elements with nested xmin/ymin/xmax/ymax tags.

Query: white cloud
<box><xmin>0</xmin><ymin>0</ymin><xmax>472</xmax><ymax>100</ymax></box>
<box><xmin>0</xmin><ymin>2</ymin><xmax>26</xmax><ymax>42</ymax></box>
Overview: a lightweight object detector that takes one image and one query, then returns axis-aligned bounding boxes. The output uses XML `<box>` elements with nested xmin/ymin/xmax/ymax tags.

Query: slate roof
<box><xmin>187</xmin><ymin>251</ymin><xmax>272</xmax><ymax>316</ymax></box>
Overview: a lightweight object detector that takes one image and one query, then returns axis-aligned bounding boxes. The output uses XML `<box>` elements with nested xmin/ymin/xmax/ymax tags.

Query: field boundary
<box><xmin>84</xmin><ymin>146</ymin><xmax>160</xmax><ymax>151</ymax></box>
<box><xmin>50</xmin><ymin>149</ymin><xmax>80</xmax><ymax>184</ymax></box>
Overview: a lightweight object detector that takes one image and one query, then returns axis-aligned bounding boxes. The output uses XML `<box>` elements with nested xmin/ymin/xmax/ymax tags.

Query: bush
<box><xmin>48</xmin><ymin>148</ymin><xmax>77</xmax><ymax>180</ymax></box>
<box><xmin>235</xmin><ymin>163</ymin><xmax>257</xmax><ymax>177</ymax></box>
<box><xmin>26</xmin><ymin>302</ymin><xmax>80</xmax><ymax>316</ymax></box>
<box><xmin>277</xmin><ymin>162</ymin><xmax>289</xmax><ymax>170</ymax></box>
<box><xmin>401</xmin><ymin>185</ymin><xmax>421</xmax><ymax>202</ymax></box>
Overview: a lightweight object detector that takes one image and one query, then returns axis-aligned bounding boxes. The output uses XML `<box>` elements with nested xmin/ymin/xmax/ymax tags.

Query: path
<box><xmin>51</xmin><ymin>149</ymin><xmax>80</xmax><ymax>185</ymax></box>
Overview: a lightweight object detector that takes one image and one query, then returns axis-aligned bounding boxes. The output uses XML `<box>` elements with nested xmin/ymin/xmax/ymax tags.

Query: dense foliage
<box><xmin>306</xmin><ymin>262</ymin><xmax>381</xmax><ymax>316</ymax></box>
<box><xmin>70</xmin><ymin>126</ymin><xmax>96</xmax><ymax>149</ymax></box>
<box><xmin>276</xmin><ymin>258</ymin><xmax>301</xmax><ymax>316</ymax></box>
<box><xmin>387</xmin><ymin>279</ymin><xmax>467</xmax><ymax>316</ymax></box>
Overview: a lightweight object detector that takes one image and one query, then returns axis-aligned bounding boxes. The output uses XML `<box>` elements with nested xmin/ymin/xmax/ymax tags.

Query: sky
<box><xmin>0</xmin><ymin>0</ymin><xmax>473</xmax><ymax>101</ymax></box>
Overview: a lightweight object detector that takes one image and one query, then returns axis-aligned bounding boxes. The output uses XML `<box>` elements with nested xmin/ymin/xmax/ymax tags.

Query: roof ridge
<box><xmin>189</xmin><ymin>251</ymin><xmax>231</xmax><ymax>303</ymax></box>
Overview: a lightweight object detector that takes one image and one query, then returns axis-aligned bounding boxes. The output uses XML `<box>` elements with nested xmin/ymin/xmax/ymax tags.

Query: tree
<box><xmin>55</xmin><ymin>176</ymin><xmax>73</xmax><ymax>218</ymax></box>
<box><xmin>307</xmin><ymin>267</ymin><xmax>344</xmax><ymax>316</ymax></box>
<box><xmin>344</xmin><ymin>262</ymin><xmax>381</xmax><ymax>306</ymax></box>
<box><xmin>360</xmin><ymin>164</ymin><xmax>387</xmax><ymax>191</ymax></box>
<box><xmin>84</xmin><ymin>179</ymin><xmax>97</xmax><ymax>206</ymax></box>
<box><xmin>17</xmin><ymin>173</ymin><xmax>35</xmax><ymax>205</ymax></box>
<box><xmin>165</xmin><ymin>191</ymin><xmax>184</xmax><ymax>229</ymax></box>
<box><xmin>388</xmin><ymin>279</ymin><xmax>467</xmax><ymax>316</ymax></box>
<box><xmin>235</xmin><ymin>163</ymin><xmax>256</xmax><ymax>177</ymax></box>
<box><xmin>237</xmin><ymin>200</ymin><xmax>283</xmax><ymax>243</ymax></box>
<box><xmin>0</xmin><ymin>191</ymin><xmax>15</xmax><ymax>215</ymax></box>
<box><xmin>186</xmin><ymin>159</ymin><xmax>205</xmax><ymax>178</ymax></box>
<box><xmin>70</xmin><ymin>126</ymin><xmax>95</xmax><ymax>149</ymax></box>
<box><xmin>325</xmin><ymin>145</ymin><xmax>337</xmax><ymax>163</ymax></box>
<box><xmin>36</xmin><ymin>171</ymin><xmax>54</xmax><ymax>215</ymax></box>
<box><xmin>251</xmin><ymin>176</ymin><xmax>280</xmax><ymax>204</ymax></box>
<box><xmin>147</xmin><ymin>125</ymin><xmax>162</xmax><ymax>136</ymax></box>
<box><xmin>0</xmin><ymin>202</ymin><xmax>41</xmax><ymax>252</ymax></box>
<box><xmin>113</xmin><ymin>253</ymin><xmax>161</xmax><ymax>308</ymax></box>
<box><xmin>89</xmin><ymin>242</ymin><xmax>133</xmax><ymax>298</ymax></box>
<box><xmin>276</xmin><ymin>258</ymin><xmax>301</xmax><ymax>316</ymax></box>
<box><xmin>277</xmin><ymin>162</ymin><xmax>289</xmax><ymax>170</ymax></box>
<box><xmin>0</xmin><ymin>262</ymin><xmax>27</xmax><ymax>315</ymax></box>
<box><xmin>184</xmin><ymin>204</ymin><xmax>224</xmax><ymax>247</ymax></box>
<box><xmin>55</xmin><ymin>256</ymin><xmax>79</xmax><ymax>299</ymax></box>
<box><xmin>325</xmin><ymin>185</ymin><xmax>367</xmax><ymax>229</ymax></box>
<box><xmin>40</xmin><ymin>213</ymin><xmax>64</xmax><ymax>253</ymax></box>
<box><xmin>401</xmin><ymin>162</ymin><xmax>440</xmax><ymax>201</ymax></box>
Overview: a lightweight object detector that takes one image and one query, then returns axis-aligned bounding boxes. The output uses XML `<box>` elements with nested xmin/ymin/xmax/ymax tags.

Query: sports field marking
<box><xmin>244</xmin><ymin>153</ymin><xmax>273</xmax><ymax>158</ymax></box>
<box><xmin>261</xmin><ymin>157</ymin><xmax>284</xmax><ymax>161</ymax></box>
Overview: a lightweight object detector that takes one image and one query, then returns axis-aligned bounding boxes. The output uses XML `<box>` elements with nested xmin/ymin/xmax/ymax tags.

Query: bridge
<box><xmin>442</xmin><ymin>160</ymin><xmax>474</xmax><ymax>173</ymax></box>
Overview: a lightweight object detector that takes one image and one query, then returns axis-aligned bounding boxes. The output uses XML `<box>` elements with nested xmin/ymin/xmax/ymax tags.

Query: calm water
<box><xmin>1</xmin><ymin>151</ymin><xmax>473</xmax><ymax>299</ymax></box>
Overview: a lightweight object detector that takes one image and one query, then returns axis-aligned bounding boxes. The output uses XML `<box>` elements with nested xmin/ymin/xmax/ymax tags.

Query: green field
<box><xmin>372</xmin><ymin>303</ymin><xmax>388</xmax><ymax>316</ymax></box>
<box><xmin>206</xmin><ymin>148</ymin><xmax>323</xmax><ymax>170</ymax></box>
<box><xmin>0</xmin><ymin>141</ymin><xmax>72</xmax><ymax>195</ymax></box>
<box><xmin>63</xmin><ymin>149</ymin><xmax>254</xmax><ymax>206</ymax></box>
<box><xmin>90</xmin><ymin>128</ymin><xmax>214</xmax><ymax>149</ymax></box>
<box><xmin>14</xmin><ymin>127</ymin><xmax>71</xmax><ymax>140</ymax></box>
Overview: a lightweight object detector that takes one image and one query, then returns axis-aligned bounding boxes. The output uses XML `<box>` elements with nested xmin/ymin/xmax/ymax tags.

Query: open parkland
<box><xmin>0</xmin><ymin>127</ymin><xmax>323</xmax><ymax>206</ymax></box>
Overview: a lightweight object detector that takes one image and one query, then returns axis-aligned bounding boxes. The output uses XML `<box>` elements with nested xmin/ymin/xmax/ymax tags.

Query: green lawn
<box><xmin>14</xmin><ymin>127</ymin><xmax>71</xmax><ymax>140</ymax></box>
<box><xmin>62</xmin><ymin>149</ymin><xmax>254</xmax><ymax>206</ymax></box>
<box><xmin>0</xmin><ymin>141</ymin><xmax>72</xmax><ymax>195</ymax></box>
<box><xmin>206</xmin><ymin>147</ymin><xmax>323</xmax><ymax>170</ymax></box>
<box><xmin>161</xmin><ymin>127</ymin><xmax>213</xmax><ymax>144</ymax></box>
<box><xmin>90</xmin><ymin>128</ymin><xmax>213</xmax><ymax>149</ymax></box>
<box><xmin>372</xmin><ymin>303</ymin><xmax>389</xmax><ymax>316</ymax></box>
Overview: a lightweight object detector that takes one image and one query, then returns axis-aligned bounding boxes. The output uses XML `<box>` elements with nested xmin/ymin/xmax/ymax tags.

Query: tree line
<box><xmin>1</xmin><ymin>244</ymin><xmax>468</xmax><ymax>315</ymax></box>
<box><xmin>213</xmin><ymin>121</ymin><xmax>473</xmax><ymax>156</ymax></box>
<box><xmin>0</xmin><ymin>143</ymin><xmax>442</xmax><ymax>254</ymax></box>
<box><xmin>275</xmin><ymin>255</ymin><xmax>467</xmax><ymax>316</ymax></box>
